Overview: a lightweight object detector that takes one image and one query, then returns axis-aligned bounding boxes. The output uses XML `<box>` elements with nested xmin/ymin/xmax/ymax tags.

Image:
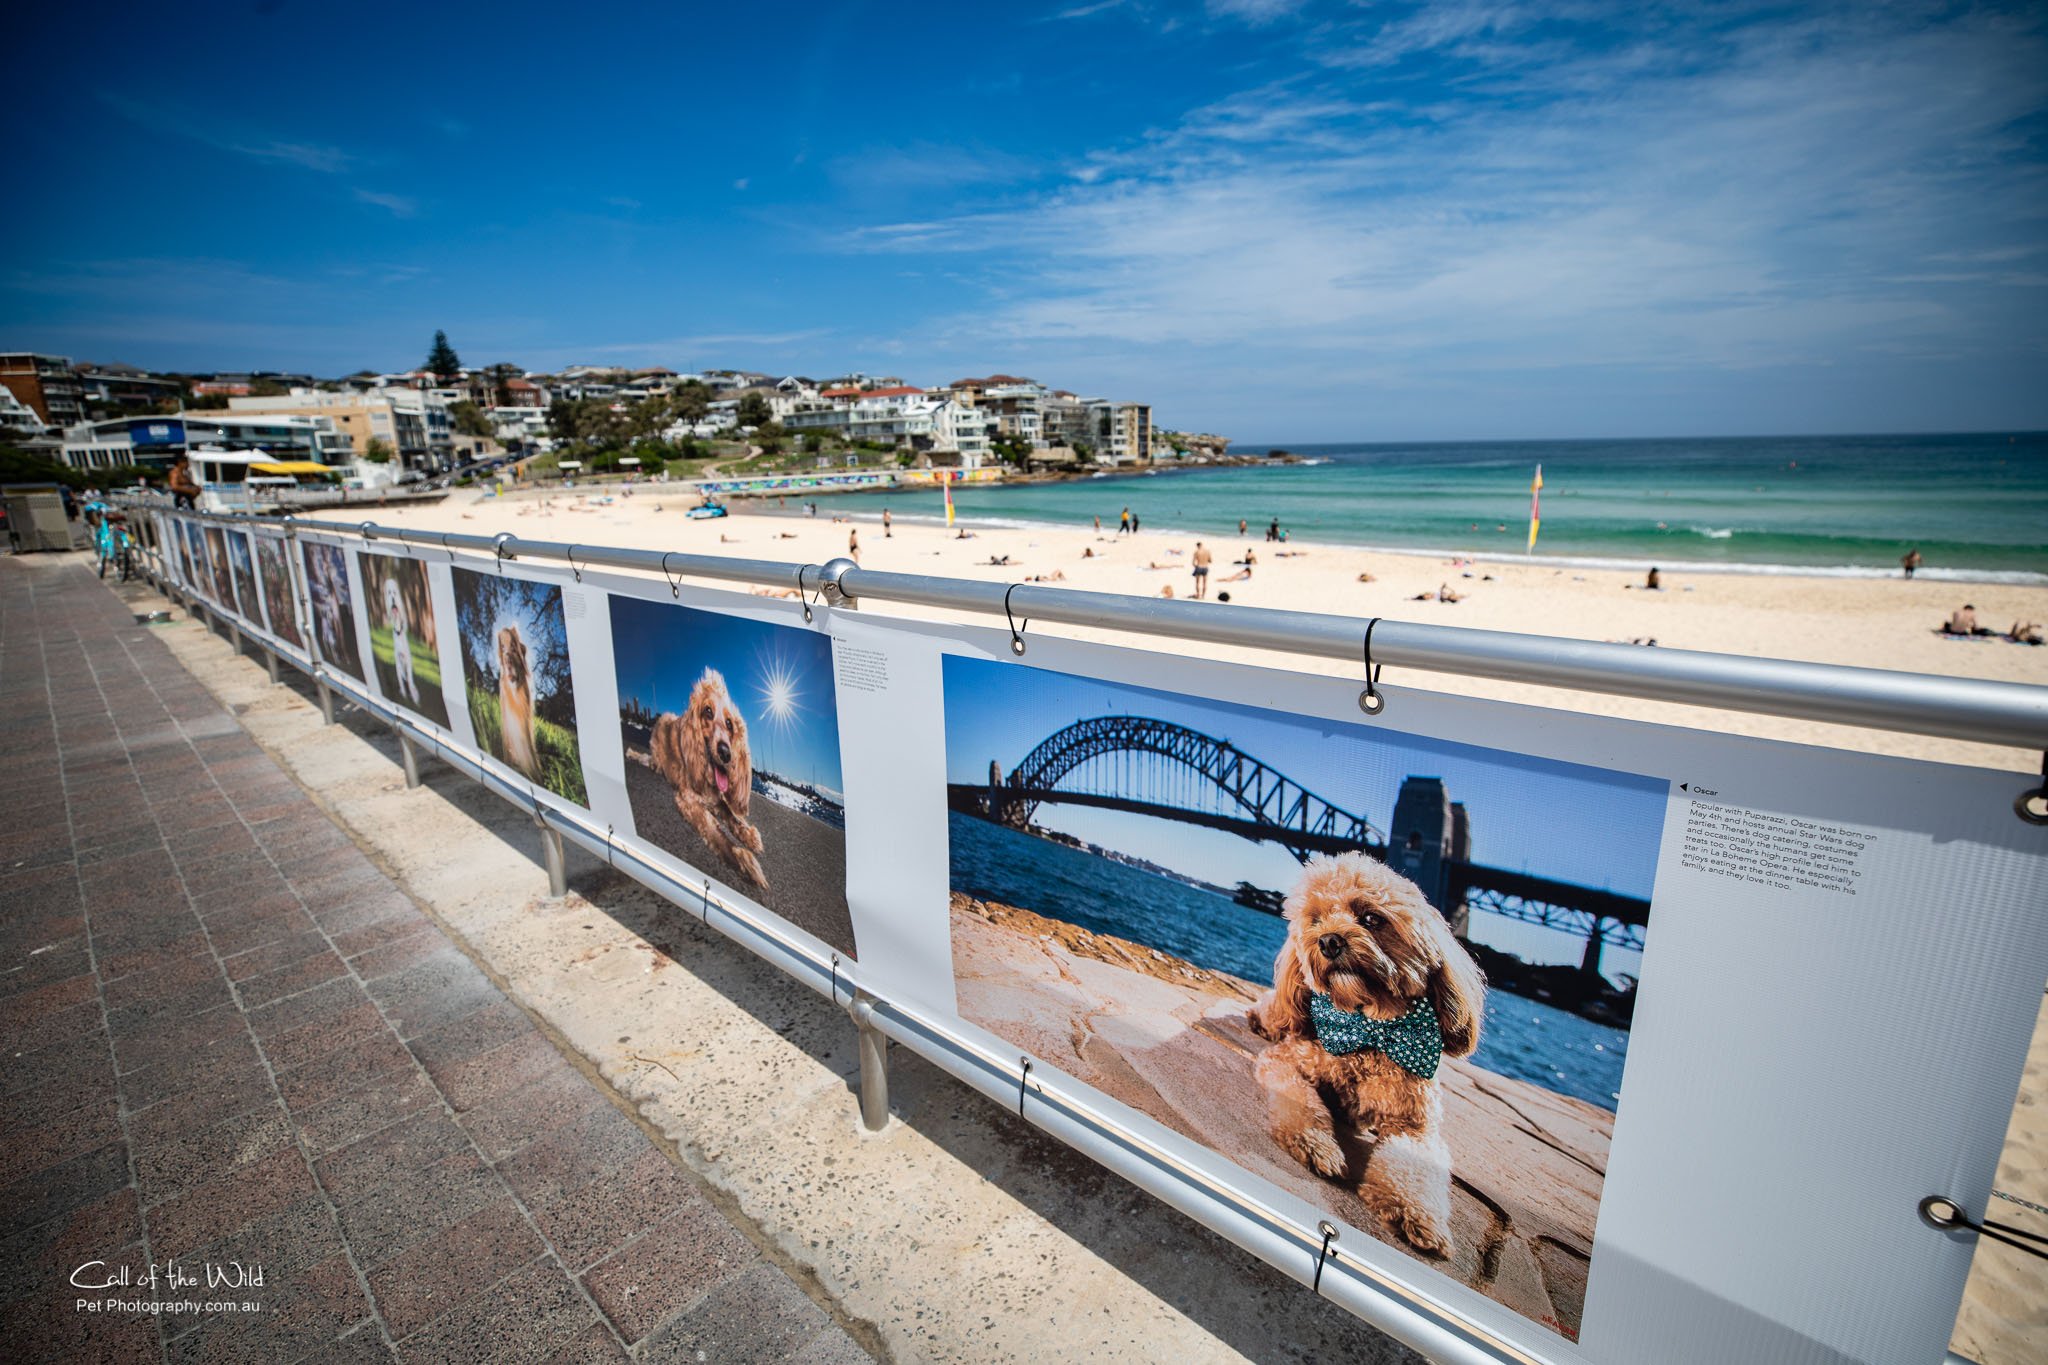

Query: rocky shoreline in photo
<box><xmin>950</xmin><ymin>891</ymin><xmax>1611</xmax><ymax>1341</ymax></box>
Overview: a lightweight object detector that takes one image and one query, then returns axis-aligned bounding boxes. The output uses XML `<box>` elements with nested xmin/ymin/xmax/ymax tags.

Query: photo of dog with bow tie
<box><xmin>1246</xmin><ymin>851</ymin><xmax>1485</xmax><ymax>1258</ymax></box>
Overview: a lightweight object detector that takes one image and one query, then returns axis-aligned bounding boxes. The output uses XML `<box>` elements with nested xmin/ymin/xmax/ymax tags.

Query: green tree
<box><xmin>450</xmin><ymin>401</ymin><xmax>495</xmax><ymax>438</ymax></box>
<box><xmin>363</xmin><ymin>437</ymin><xmax>395</xmax><ymax>464</ymax></box>
<box><xmin>734</xmin><ymin>391</ymin><xmax>772</xmax><ymax>428</ymax></box>
<box><xmin>801</xmin><ymin>432</ymin><xmax>824</xmax><ymax>454</ymax></box>
<box><xmin>425</xmin><ymin>330</ymin><xmax>463</xmax><ymax>384</ymax></box>
<box><xmin>248</xmin><ymin>379</ymin><xmax>290</xmax><ymax>397</ymax></box>
<box><xmin>669</xmin><ymin>380</ymin><xmax>711</xmax><ymax>425</ymax></box>
<box><xmin>187</xmin><ymin>390</ymin><xmax>229</xmax><ymax>410</ymax></box>
<box><xmin>990</xmin><ymin>434</ymin><xmax>1034</xmax><ymax>469</ymax></box>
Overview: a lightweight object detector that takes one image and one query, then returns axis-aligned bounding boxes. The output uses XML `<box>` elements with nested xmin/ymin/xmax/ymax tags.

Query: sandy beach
<box><xmin>345</xmin><ymin>485</ymin><xmax>2047</xmax><ymax>1361</ymax></box>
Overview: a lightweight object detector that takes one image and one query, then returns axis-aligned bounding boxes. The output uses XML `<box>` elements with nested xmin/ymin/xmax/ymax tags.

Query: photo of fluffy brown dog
<box><xmin>651</xmin><ymin>668</ymin><xmax>768</xmax><ymax>889</ymax></box>
<box><xmin>496</xmin><ymin>624</ymin><xmax>539</xmax><ymax>779</ymax></box>
<box><xmin>1247</xmin><ymin>851</ymin><xmax>1485</xmax><ymax>1258</ymax></box>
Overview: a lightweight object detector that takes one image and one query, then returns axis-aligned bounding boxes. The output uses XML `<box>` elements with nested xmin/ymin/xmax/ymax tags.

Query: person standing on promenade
<box><xmin>1902</xmin><ymin>548</ymin><xmax>1922</xmax><ymax>578</ymax></box>
<box><xmin>883</xmin><ymin>508</ymin><xmax>892</xmax><ymax>538</ymax></box>
<box><xmin>1192</xmin><ymin>542</ymin><xmax>1212</xmax><ymax>599</ymax></box>
<box><xmin>849</xmin><ymin>528</ymin><xmax>860</xmax><ymax>563</ymax></box>
<box><xmin>169</xmin><ymin>454</ymin><xmax>200</xmax><ymax>510</ymax></box>
<box><xmin>1119</xmin><ymin>507</ymin><xmax>1132</xmax><ymax>535</ymax></box>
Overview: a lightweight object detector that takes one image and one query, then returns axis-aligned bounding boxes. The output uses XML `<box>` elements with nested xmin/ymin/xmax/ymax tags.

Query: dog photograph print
<box><xmin>357</xmin><ymin>552</ymin><xmax>450</xmax><ymax>728</ymax></box>
<box><xmin>451</xmin><ymin>568</ymin><xmax>587</xmax><ymax>805</ymax></box>
<box><xmin>253</xmin><ymin>535</ymin><xmax>303</xmax><ymax>651</ymax></box>
<box><xmin>201</xmin><ymin>526</ymin><xmax>236</xmax><ymax>611</ymax></box>
<box><xmin>942</xmin><ymin>657</ymin><xmax>1668</xmax><ymax>1342</ymax></box>
<box><xmin>225</xmin><ymin>531</ymin><xmax>261</xmax><ymax>628</ymax></box>
<box><xmin>179</xmin><ymin>522</ymin><xmax>210</xmax><ymax>599</ymax></box>
<box><xmin>609</xmin><ymin>594</ymin><xmax>855</xmax><ymax>959</ymax></box>
<box><xmin>301</xmin><ymin>541</ymin><xmax>364</xmax><ymax>682</ymax></box>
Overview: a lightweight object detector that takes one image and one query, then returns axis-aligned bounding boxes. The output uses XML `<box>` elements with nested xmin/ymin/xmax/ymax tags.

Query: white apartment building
<box><xmin>223</xmin><ymin>389</ymin><xmax>455</xmax><ymax>472</ymax></box>
<box><xmin>61</xmin><ymin>413</ymin><xmax>357</xmax><ymax>476</ymax></box>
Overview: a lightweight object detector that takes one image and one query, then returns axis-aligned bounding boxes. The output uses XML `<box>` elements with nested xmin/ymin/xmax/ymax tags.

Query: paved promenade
<box><xmin>0</xmin><ymin>555</ymin><xmax>869</xmax><ymax>1364</ymax></box>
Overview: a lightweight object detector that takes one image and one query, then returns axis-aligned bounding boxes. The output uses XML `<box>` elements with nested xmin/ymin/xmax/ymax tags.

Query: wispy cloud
<box><xmin>353</xmin><ymin>189</ymin><xmax>418</xmax><ymax>218</ymax></box>
<box><xmin>99</xmin><ymin>93</ymin><xmax>356</xmax><ymax>174</ymax></box>
<box><xmin>833</xmin><ymin>2</ymin><xmax>2048</xmax><ymax>393</ymax></box>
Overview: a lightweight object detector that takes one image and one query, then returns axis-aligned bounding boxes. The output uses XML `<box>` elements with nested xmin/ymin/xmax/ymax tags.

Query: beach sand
<box><xmin>351</xmin><ymin>486</ymin><xmax>2048</xmax><ymax>1362</ymax></box>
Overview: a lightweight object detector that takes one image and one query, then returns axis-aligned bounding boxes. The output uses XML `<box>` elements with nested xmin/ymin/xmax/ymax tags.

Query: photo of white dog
<box><xmin>496</xmin><ymin>623</ymin><xmax>539</xmax><ymax>779</ymax></box>
<box><xmin>385</xmin><ymin>575</ymin><xmax>419</xmax><ymax>704</ymax></box>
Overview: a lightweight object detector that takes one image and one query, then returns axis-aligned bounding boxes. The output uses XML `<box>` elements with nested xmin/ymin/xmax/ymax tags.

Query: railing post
<box><xmin>853</xmin><ymin>994</ymin><xmax>890</xmax><ymax>1131</ymax></box>
<box><xmin>317</xmin><ymin>679</ymin><xmax>335</xmax><ymax>725</ymax></box>
<box><xmin>398</xmin><ymin>731</ymin><xmax>422</xmax><ymax>789</ymax></box>
<box><xmin>229</xmin><ymin>619</ymin><xmax>241</xmax><ymax>653</ymax></box>
<box><xmin>821</xmin><ymin>556</ymin><xmax>860</xmax><ymax>611</ymax></box>
<box><xmin>538</xmin><ymin>818</ymin><xmax>567</xmax><ymax>898</ymax></box>
<box><xmin>266</xmin><ymin>648</ymin><xmax>281</xmax><ymax>686</ymax></box>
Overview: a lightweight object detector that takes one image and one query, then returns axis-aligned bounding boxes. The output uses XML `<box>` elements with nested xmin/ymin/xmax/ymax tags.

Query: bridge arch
<box><xmin>991</xmin><ymin>715</ymin><xmax>1384</xmax><ymax>859</ymax></box>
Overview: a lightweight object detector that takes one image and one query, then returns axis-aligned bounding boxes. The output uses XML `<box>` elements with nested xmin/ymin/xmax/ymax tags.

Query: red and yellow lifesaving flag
<box><xmin>943</xmin><ymin>471</ymin><xmax>956</xmax><ymax>527</ymax></box>
<box><xmin>1526</xmin><ymin>464</ymin><xmax>1543</xmax><ymax>553</ymax></box>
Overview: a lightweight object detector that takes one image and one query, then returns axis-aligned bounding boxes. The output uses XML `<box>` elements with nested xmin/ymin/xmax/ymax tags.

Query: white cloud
<box><xmin>353</xmin><ymin>189</ymin><xmax>418</xmax><ymax>218</ymax></box>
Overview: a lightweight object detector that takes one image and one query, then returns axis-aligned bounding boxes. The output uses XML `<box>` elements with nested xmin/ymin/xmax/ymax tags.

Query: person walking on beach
<box><xmin>1119</xmin><ymin>507</ymin><xmax>1132</xmax><ymax>536</ymax></box>
<box><xmin>1902</xmin><ymin>548</ymin><xmax>1922</xmax><ymax>579</ymax></box>
<box><xmin>1239</xmin><ymin>518</ymin><xmax>1248</xmax><ymax>537</ymax></box>
<box><xmin>169</xmin><ymin>454</ymin><xmax>200</xmax><ymax>510</ymax></box>
<box><xmin>848</xmin><ymin>528</ymin><xmax>860</xmax><ymax>564</ymax></box>
<box><xmin>883</xmin><ymin>508</ymin><xmax>892</xmax><ymax>538</ymax></box>
<box><xmin>1131</xmin><ymin>512</ymin><xmax>1141</xmax><ymax>534</ymax></box>
<box><xmin>1093</xmin><ymin>515</ymin><xmax>1101</xmax><ymax>535</ymax></box>
<box><xmin>1266</xmin><ymin>517</ymin><xmax>1280</xmax><ymax>543</ymax></box>
<box><xmin>1192</xmin><ymin>542</ymin><xmax>1212</xmax><ymax>599</ymax></box>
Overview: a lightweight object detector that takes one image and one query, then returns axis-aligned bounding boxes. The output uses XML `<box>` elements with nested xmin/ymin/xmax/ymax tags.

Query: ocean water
<box><xmin>951</xmin><ymin>813</ymin><xmax>1629</xmax><ymax>1109</ymax></box>
<box><xmin>809</xmin><ymin>432</ymin><xmax>2048</xmax><ymax>582</ymax></box>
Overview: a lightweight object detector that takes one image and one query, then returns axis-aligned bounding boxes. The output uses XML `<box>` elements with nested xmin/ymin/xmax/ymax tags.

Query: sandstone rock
<box><xmin>951</xmin><ymin>892</ymin><xmax>1611</xmax><ymax>1343</ymax></box>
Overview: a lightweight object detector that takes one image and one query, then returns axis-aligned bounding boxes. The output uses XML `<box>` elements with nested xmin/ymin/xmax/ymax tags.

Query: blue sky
<box><xmin>6</xmin><ymin>2</ymin><xmax>2045</xmax><ymax>439</ymax></box>
<box><xmin>610</xmin><ymin>597</ymin><xmax>843</xmax><ymax>797</ymax></box>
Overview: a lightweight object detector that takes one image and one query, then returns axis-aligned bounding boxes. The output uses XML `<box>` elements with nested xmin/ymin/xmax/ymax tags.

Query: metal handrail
<box><xmin>222</xmin><ymin>512</ymin><xmax>2048</xmax><ymax>752</ymax></box>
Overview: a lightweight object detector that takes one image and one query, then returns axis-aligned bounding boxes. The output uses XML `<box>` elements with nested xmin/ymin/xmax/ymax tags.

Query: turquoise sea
<box><xmin>808</xmin><ymin>432</ymin><xmax>2048</xmax><ymax>583</ymax></box>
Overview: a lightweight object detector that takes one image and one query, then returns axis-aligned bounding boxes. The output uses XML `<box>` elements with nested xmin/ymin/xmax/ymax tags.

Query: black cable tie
<box><xmin>1312</xmin><ymin>1221</ymin><xmax>1339</xmax><ymax>1294</ymax></box>
<box><xmin>1920</xmin><ymin>1194</ymin><xmax>2048</xmax><ymax>1261</ymax></box>
<box><xmin>1004</xmin><ymin>584</ymin><xmax>1029</xmax><ymax>656</ymax></box>
<box><xmin>1359</xmin><ymin>617</ymin><xmax>1386</xmax><ymax>715</ymax></box>
<box><xmin>1018</xmin><ymin>1058</ymin><xmax>1033</xmax><ymax>1117</ymax></box>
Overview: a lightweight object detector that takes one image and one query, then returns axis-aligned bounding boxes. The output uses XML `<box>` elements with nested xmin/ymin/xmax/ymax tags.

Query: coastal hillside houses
<box><xmin>217</xmin><ymin>388</ymin><xmax>455</xmax><ymax>472</ymax></box>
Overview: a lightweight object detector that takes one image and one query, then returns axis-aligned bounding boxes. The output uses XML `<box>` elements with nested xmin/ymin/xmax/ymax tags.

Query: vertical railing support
<box><xmin>398</xmin><ymin>731</ymin><xmax>422</xmax><ymax>789</ymax></box>
<box><xmin>539</xmin><ymin>818</ymin><xmax>567</xmax><ymax>898</ymax></box>
<box><xmin>317</xmin><ymin>680</ymin><xmax>335</xmax><ymax>726</ymax></box>
<box><xmin>853</xmin><ymin>994</ymin><xmax>890</xmax><ymax>1131</ymax></box>
<box><xmin>230</xmin><ymin>619</ymin><xmax>241</xmax><ymax>653</ymax></box>
<box><xmin>266</xmin><ymin>649</ymin><xmax>281</xmax><ymax>686</ymax></box>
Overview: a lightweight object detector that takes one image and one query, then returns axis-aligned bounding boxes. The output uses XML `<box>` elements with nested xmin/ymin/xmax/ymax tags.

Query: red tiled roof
<box><xmin>824</xmin><ymin>385</ymin><xmax>924</xmax><ymax>400</ymax></box>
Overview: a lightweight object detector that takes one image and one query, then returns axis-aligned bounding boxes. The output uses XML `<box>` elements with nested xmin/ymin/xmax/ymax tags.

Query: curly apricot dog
<box><xmin>1246</xmin><ymin>851</ymin><xmax>1485</xmax><ymax>1257</ymax></box>
<box><xmin>651</xmin><ymin>668</ymin><xmax>767</xmax><ymax>889</ymax></box>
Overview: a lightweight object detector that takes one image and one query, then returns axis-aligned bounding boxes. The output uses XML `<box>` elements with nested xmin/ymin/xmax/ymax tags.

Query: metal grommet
<box><xmin>492</xmin><ymin>533</ymin><xmax>514</xmax><ymax>573</ymax></box>
<box><xmin>1004</xmin><ymin>584</ymin><xmax>1029</xmax><ymax>656</ymax></box>
<box><xmin>1358</xmin><ymin>617</ymin><xmax>1386</xmax><ymax>715</ymax></box>
<box><xmin>1017</xmin><ymin>1058</ymin><xmax>1033</xmax><ymax>1118</ymax></box>
<box><xmin>1919</xmin><ymin>1195</ymin><xmax>1965</xmax><ymax>1231</ymax></box>
<box><xmin>1312</xmin><ymin>1220</ymin><xmax>1339</xmax><ymax>1294</ymax></box>
<box><xmin>2016</xmin><ymin>754</ymin><xmax>2048</xmax><ymax>826</ymax></box>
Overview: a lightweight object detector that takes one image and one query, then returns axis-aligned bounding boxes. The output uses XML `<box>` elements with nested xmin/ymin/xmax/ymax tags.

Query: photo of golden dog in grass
<box><xmin>1246</xmin><ymin>851</ymin><xmax>1485</xmax><ymax>1258</ymax></box>
<box><xmin>651</xmin><ymin>668</ymin><xmax>768</xmax><ymax>889</ymax></box>
<box><xmin>496</xmin><ymin>623</ymin><xmax>538</xmax><ymax>779</ymax></box>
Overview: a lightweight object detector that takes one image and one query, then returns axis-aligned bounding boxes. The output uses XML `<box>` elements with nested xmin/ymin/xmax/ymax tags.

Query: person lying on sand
<box><xmin>1143</xmin><ymin>561</ymin><xmax>1175</xmax><ymax>570</ymax></box>
<box><xmin>1941</xmin><ymin>604</ymin><xmax>1991</xmax><ymax>636</ymax></box>
<box><xmin>1026</xmin><ymin>571</ymin><xmax>1066</xmax><ymax>583</ymax></box>
<box><xmin>720</xmin><ymin>534</ymin><xmax>740</xmax><ymax>544</ymax></box>
<box><xmin>1438</xmin><ymin>583</ymin><xmax>1464</xmax><ymax>603</ymax></box>
<box><xmin>1356</xmin><ymin>571</ymin><xmax>1375</xmax><ymax>583</ymax></box>
<box><xmin>1082</xmin><ymin>547</ymin><xmax>1095</xmax><ymax>558</ymax></box>
<box><xmin>1276</xmin><ymin>550</ymin><xmax>1307</xmax><ymax>558</ymax></box>
<box><xmin>955</xmin><ymin>528</ymin><xmax>976</xmax><ymax>539</ymax></box>
<box><xmin>2010</xmin><ymin>621</ymin><xmax>2044</xmax><ymax>645</ymax></box>
<box><xmin>778</xmin><ymin>532</ymin><xmax>800</xmax><ymax>539</ymax></box>
<box><xmin>750</xmin><ymin>587</ymin><xmax>800</xmax><ymax>599</ymax></box>
<box><xmin>1161</xmin><ymin>585</ymin><xmax>1175</xmax><ymax>598</ymax></box>
<box><xmin>986</xmin><ymin>555</ymin><xmax>1013</xmax><ymax>566</ymax></box>
<box><xmin>1222</xmin><ymin>566</ymin><xmax>1252</xmax><ymax>582</ymax></box>
<box><xmin>1411</xmin><ymin>590</ymin><xmax>1436</xmax><ymax>602</ymax></box>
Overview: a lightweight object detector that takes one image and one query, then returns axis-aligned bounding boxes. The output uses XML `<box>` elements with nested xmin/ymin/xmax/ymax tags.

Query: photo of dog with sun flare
<box><xmin>609</xmin><ymin>593</ymin><xmax>854</xmax><ymax>958</ymax></box>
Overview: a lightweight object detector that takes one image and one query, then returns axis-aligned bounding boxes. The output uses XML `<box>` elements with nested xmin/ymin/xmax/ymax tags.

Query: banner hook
<box><xmin>799</xmin><ymin>565</ymin><xmax>823</xmax><ymax>623</ymax></box>
<box><xmin>1359</xmin><ymin>617</ymin><xmax>1386</xmax><ymax>715</ymax></box>
<box><xmin>1312</xmin><ymin>1221</ymin><xmax>1340</xmax><ymax>1293</ymax></box>
<box><xmin>566</xmin><ymin>545</ymin><xmax>583</xmax><ymax>583</ymax></box>
<box><xmin>661</xmin><ymin>552</ymin><xmax>681</xmax><ymax>599</ymax></box>
<box><xmin>1004</xmin><ymin>584</ymin><xmax>1030</xmax><ymax>656</ymax></box>
<box><xmin>1017</xmin><ymin>1058</ymin><xmax>1033</xmax><ymax>1117</ymax></box>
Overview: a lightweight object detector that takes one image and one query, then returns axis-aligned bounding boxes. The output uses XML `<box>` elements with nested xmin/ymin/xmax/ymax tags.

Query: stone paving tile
<box><xmin>634</xmin><ymin>1259</ymin><xmax>836</xmax><ymax>1365</ymax></box>
<box><xmin>0</xmin><ymin>559</ymin><xmax>866</xmax><ymax>1364</ymax></box>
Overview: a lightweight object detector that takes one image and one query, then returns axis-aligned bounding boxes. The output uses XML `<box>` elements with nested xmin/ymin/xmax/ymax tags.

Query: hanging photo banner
<box><xmin>297</xmin><ymin>533</ymin><xmax>369</xmax><ymax>685</ymax></box>
<box><xmin>448</xmin><ymin>564</ymin><xmax>592</xmax><ymax>808</ymax></box>
<box><xmin>355</xmin><ymin>547</ymin><xmax>457</xmax><ymax>731</ymax></box>
<box><xmin>250</xmin><ymin>532</ymin><xmax>308</xmax><ymax>659</ymax></box>
<box><xmin>826</xmin><ymin>614</ymin><xmax>2047</xmax><ymax>1365</ymax></box>
<box><xmin>575</xmin><ymin>567</ymin><xmax>859</xmax><ymax>965</ymax></box>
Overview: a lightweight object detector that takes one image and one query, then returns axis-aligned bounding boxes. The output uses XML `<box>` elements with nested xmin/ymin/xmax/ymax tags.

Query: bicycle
<box><xmin>91</xmin><ymin>507</ymin><xmax>134</xmax><ymax>582</ymax></box>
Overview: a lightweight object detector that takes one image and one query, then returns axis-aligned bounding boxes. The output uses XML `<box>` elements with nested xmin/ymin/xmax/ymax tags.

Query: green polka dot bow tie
<box><xmin>1308</xmin><ymin>993</ymin><xmax>1444</xmax><ymax>1079</ymax></box>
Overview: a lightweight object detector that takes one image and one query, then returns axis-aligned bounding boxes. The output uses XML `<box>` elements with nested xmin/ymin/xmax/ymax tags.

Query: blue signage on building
<box><xmin>130</xmin><ymin>420</ymin><xmax>186</xmax><ymax>447</ymax></box>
